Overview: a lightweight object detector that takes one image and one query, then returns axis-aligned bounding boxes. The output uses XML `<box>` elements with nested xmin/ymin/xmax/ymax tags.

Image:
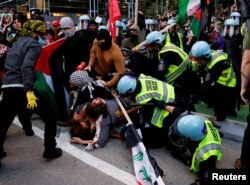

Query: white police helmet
<box><xmin>117</xmin><ymin>75</ymin><xmax>137</xmax><ymax>96</ymax></box>
<box><xmin>223</xmin><ymin>18</ymin><xmax>238</xmax><ymax>37</ymax></box>
<box><xmin>190</xmin><ymin>41</ymin><xmax>212</xmax><ymax>60</ymax></box>
<box><xmin>230</xmin><ymin>12</ymin><xmax>241</xmax><ymax>25</ymax></box>
<box><xmin>168</xmin><ymin>114</ymin><xmax>207</xmax><ymax>148</ymax></box>
<box><xmin>144</xmin><ymin>31</ymin><xmax>165</xmax><ymax>45</ymax></box>
<box><xmin>79</xmin><ymin>15</ymin><xmax>90</xmax><ymax>30</ymax></box>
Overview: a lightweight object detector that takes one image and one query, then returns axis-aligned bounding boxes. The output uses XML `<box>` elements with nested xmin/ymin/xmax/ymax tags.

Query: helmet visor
<box><xmin>168</xmin><ymin>123</ymin><xmax>189</xmax><ymax>148</ymax></box>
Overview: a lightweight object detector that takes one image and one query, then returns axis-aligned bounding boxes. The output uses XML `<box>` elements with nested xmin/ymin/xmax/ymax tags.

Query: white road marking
<box><xmin>13</xmin><ymin>118</ymin><xmax>137</xmax><ymax>185</ymax></box>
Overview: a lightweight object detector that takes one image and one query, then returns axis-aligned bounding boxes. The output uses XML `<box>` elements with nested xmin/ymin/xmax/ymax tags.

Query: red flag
<box><xmin>35</xmin><ymin>38</ymin><xmax>65</xmax><ymax>75</ymax></box>
<box><xmin>109</xmin><ymin>0</ymin><xmax>121</xmax><ymax>42</ymax></box>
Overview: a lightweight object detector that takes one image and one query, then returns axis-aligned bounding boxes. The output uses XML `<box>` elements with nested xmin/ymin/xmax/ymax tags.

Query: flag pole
<box><xmin>114</xmin><ymin>95</ymin><xmax>133</xmax><ymax>125</ymax></box>
<box><xmin>134</xmin><ymin>0</ymin><xmax>139</xmax><ymax>25</ymax></box>
<box><xmin>114</xmin><ymin>95</ymin><xmax>166</xmax><ymax>185</ymax></box>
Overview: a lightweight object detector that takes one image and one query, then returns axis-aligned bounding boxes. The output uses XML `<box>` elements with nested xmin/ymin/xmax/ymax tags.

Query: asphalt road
<box><xmin>0</xmin><ymin>116</ymin><xmax>243</xmax><ymax>185</ymax></box>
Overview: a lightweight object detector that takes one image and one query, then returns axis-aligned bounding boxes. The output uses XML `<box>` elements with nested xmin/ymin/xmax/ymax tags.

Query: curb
<box><xmin>194</xmin><ymin>112</ymin><xmax>247</xmax><ymax>142</ymax></box>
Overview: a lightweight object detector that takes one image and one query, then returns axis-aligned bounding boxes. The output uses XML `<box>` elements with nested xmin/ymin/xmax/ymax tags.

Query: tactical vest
<box><xmin>207</xmin><ymin>51</ymin><xmax>236</xmax><ymax>87</ymax></box>
<box><xmin>190</xmin><ymin>119</ymin><xmax>222</xmax><ymax>172</ymax></box>
<box><xmin>165</xmin><ymin>32</ymin><xmax>184</xmax><ymax>50</ymax></box>
<box><xmin>135</xmin><ymin>74</ymin><xmax>175</xmax><ymax>128</ymax></box>
<box><xmin>158</xmin><ymin>44</ymin><xmax>189</xmax><ymax>84</ymax></box>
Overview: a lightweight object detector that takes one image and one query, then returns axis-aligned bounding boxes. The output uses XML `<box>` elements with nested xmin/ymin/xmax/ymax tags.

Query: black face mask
<box><xmin>88</xmin><ymin>30</ymin><xmax>97</xmax><ymax>41</ymax></box>
<box><xmin>99</xmin><ymin>39</ymin><xmax>112</xmax><ymax>50</ymax></box>
<box><xmin>130</xmin><ymin>34</ymin><xmax>138</xmax><ymax>42</ymax></box>
<box><xmin>97</xmin><ymin>29</ymin><xmax>112</xmax><ymax>50</ymax></box>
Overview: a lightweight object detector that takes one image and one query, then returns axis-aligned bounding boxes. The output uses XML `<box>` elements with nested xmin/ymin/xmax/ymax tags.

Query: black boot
<box><xmin>43</xmin><ymin>148</ymin><xmax>62</xmax><ymax>159</ymax></box>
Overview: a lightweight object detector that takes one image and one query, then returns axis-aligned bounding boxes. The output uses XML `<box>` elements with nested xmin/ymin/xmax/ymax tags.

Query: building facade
<box><xmin>1</xmin><ymin>0</ymin><xmax>169</xmax><ymax>19</ymax></box>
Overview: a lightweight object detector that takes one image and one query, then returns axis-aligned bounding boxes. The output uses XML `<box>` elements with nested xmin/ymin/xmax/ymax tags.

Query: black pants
<box><xmin>199</xmin><ymin>83</ymin><xmax>236</xmax><ymax>121</ymax></box>
<box><xmin>0</xmin><ymin>87</ymin><xmax>57</xmax><ymax>153</ymax></box>
<box><xmin>0</xmin><ymin>87</ymin><xmax>32</xmax><ymax>131</ymax></box>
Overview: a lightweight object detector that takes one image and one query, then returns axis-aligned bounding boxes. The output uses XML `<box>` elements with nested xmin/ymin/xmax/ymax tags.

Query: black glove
<box><xmin>152</xmin><ymin>98</ymin><xmax>176</xmax><ymax>109</ymax></box>
<box><xmin>153</xmin><ymin>100</ymin><xmax>167</xmax><ymax>109</ymax></box>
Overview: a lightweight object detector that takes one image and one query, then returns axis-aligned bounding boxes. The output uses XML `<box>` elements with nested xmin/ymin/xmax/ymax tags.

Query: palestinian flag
<box><xmin>190</xmin><ymin>0</ymin><xmax>212</xmax><ymax>39</ymax></box>
<box><xmin>126</xmin><ymin>124</ymin><xmax>165</xmax><ymax>185</ymax></box>
<box><xmin>190</xmin><ymin>9</ymin><xmax>202</xmax><ymax>38</ymax></box>
<box><xmin>34</xmin><ymin>38</ymin><xmax>67</xmax><ymax>119</ymax></box>
<box><xmin>177</xmin><ymin>0</ymin><xmax>201</xmax><ymax>25</ymax></box>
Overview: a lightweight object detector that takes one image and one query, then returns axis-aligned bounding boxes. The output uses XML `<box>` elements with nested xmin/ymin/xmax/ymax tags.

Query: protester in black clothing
<box><xmin>87</xmin><ymin>20</ymin><xmax>98</xmax><ymax>48</ymax></box>
<box><xmin>6</xmin><ymin>13</ymin><xmax>27</xmax><ymax>43</ymax></box>
<box><xmin>48</xmin><ymin>17</ymin><xmax>94</xmax><ymax>121</ymax></box>
<box><xmin>0</xmin><ymin>13</ymin><xmax>36</xmax><ymax>136</ymax></box>
<box><xmin>0</xmin><ymin>28</ymin><xmax>34</xmax><ymax>137</ymax></box>
<box><xmin>56</xmin><ymin>70</ymin><xmax>113</xmax><ymax>126</ymax></box>
<box><xmin>0</xmin><ymin>20</ymin><xmax>62</xmax><ymax>167</ymax></box>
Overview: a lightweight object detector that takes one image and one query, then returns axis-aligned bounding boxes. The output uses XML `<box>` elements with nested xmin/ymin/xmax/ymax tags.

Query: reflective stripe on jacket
<box><xmin>135</xmin><ymin>74</ymin><xmax>175</xmax><ymax>128</ymax></box>
<box><xmin>190</xmin><ymin>119</ymin><xmax>222</xmax><ymax>172</ymax></box>
<box><xmin>158</xmin><ymin>44</ymin><xmax>189</xmax><ymax>84</ymax></box>
<box><xmin>165</xmin><ymin>32</ymin><xmax>184</xmax><ymax>50</ymax></box>
<box><xmin>207</xmin><ymin>51</ymin><xmax>236</xmax><ymax>87</ymax></box>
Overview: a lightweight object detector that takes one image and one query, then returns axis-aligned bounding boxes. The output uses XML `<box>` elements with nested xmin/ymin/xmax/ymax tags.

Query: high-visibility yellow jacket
<box><xmin>207</xmin><ymin>51</ymin><xmax>236</xmax><ymax>87</ymax></box>
<box><xmin>135</xmin><ymin>74</ymin><xmax>175</xmax><ymax>128</ymax></box>
<box><xmin>190</xmin><ymin>119</ymin><xmax>222</xmax><ymax>172</ymax></box>
<box><xmin>158</xmin><ymin>44</ymin><xmax>189</xmax><ymax>84</ymax></box>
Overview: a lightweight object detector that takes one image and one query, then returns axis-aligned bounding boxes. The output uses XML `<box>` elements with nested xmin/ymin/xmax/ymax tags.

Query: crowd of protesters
<box><xmin>0</xmin><ymin>1</ymin><xmax>250</xmax><ymax>184</ymax></box>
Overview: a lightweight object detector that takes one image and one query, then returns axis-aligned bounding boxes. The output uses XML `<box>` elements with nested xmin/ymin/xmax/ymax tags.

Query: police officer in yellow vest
<box><xmin>190</xmin><ymin>41</ymin><xmax>237</xmax><ymax>121</ymax></box>
<box><xmin>165</xmin><ymin>19</ymin><xmax>184</xmax><ymax>50</ymax></box>
<box><xmin>167</xmin><ymin>110</ymin><xmax>222</xmax><ymax>185</ymax></box>
<box><xmin>158</xmin><ymin>42</ymin><xmax>189</xmax><ymax>84</ymax></box>
<box><xmin>116</xmin><ymin>73</ymin><xmax>175</xmax><ymax>148</ymax></box>
<box><xmin>159</xmin><ymin>41</ymin><xmax>201</xmax><ymax>109</ymax></box>
<box><xmin>138</xmin><ymin>31</ymin><xmax>200</xmax><ymax>110</ymax></box>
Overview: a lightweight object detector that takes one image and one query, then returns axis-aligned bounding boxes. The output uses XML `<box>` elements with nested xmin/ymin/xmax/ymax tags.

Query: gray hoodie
<box><xmin>121</xmin><ymin>24</ymin><xmax>141</xmax><ymax>49</ymax></box>
<box><xmin>2</xmin><ymin>36</ymin><xmax>42</xmax><ymax>91</ymax></box>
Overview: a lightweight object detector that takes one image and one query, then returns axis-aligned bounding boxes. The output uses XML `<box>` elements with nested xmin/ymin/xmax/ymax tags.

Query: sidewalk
<box><xmin>194</xmin><ymin>103</ymin><xmax>248</xmax><ymax>142</ymax></box>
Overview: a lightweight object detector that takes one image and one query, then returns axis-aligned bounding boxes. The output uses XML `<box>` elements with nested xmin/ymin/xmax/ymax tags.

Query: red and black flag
<box><xmin>190</xmin><ymin>0</ymin><xmax>213</xmax><ymax>39</ymax></box>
